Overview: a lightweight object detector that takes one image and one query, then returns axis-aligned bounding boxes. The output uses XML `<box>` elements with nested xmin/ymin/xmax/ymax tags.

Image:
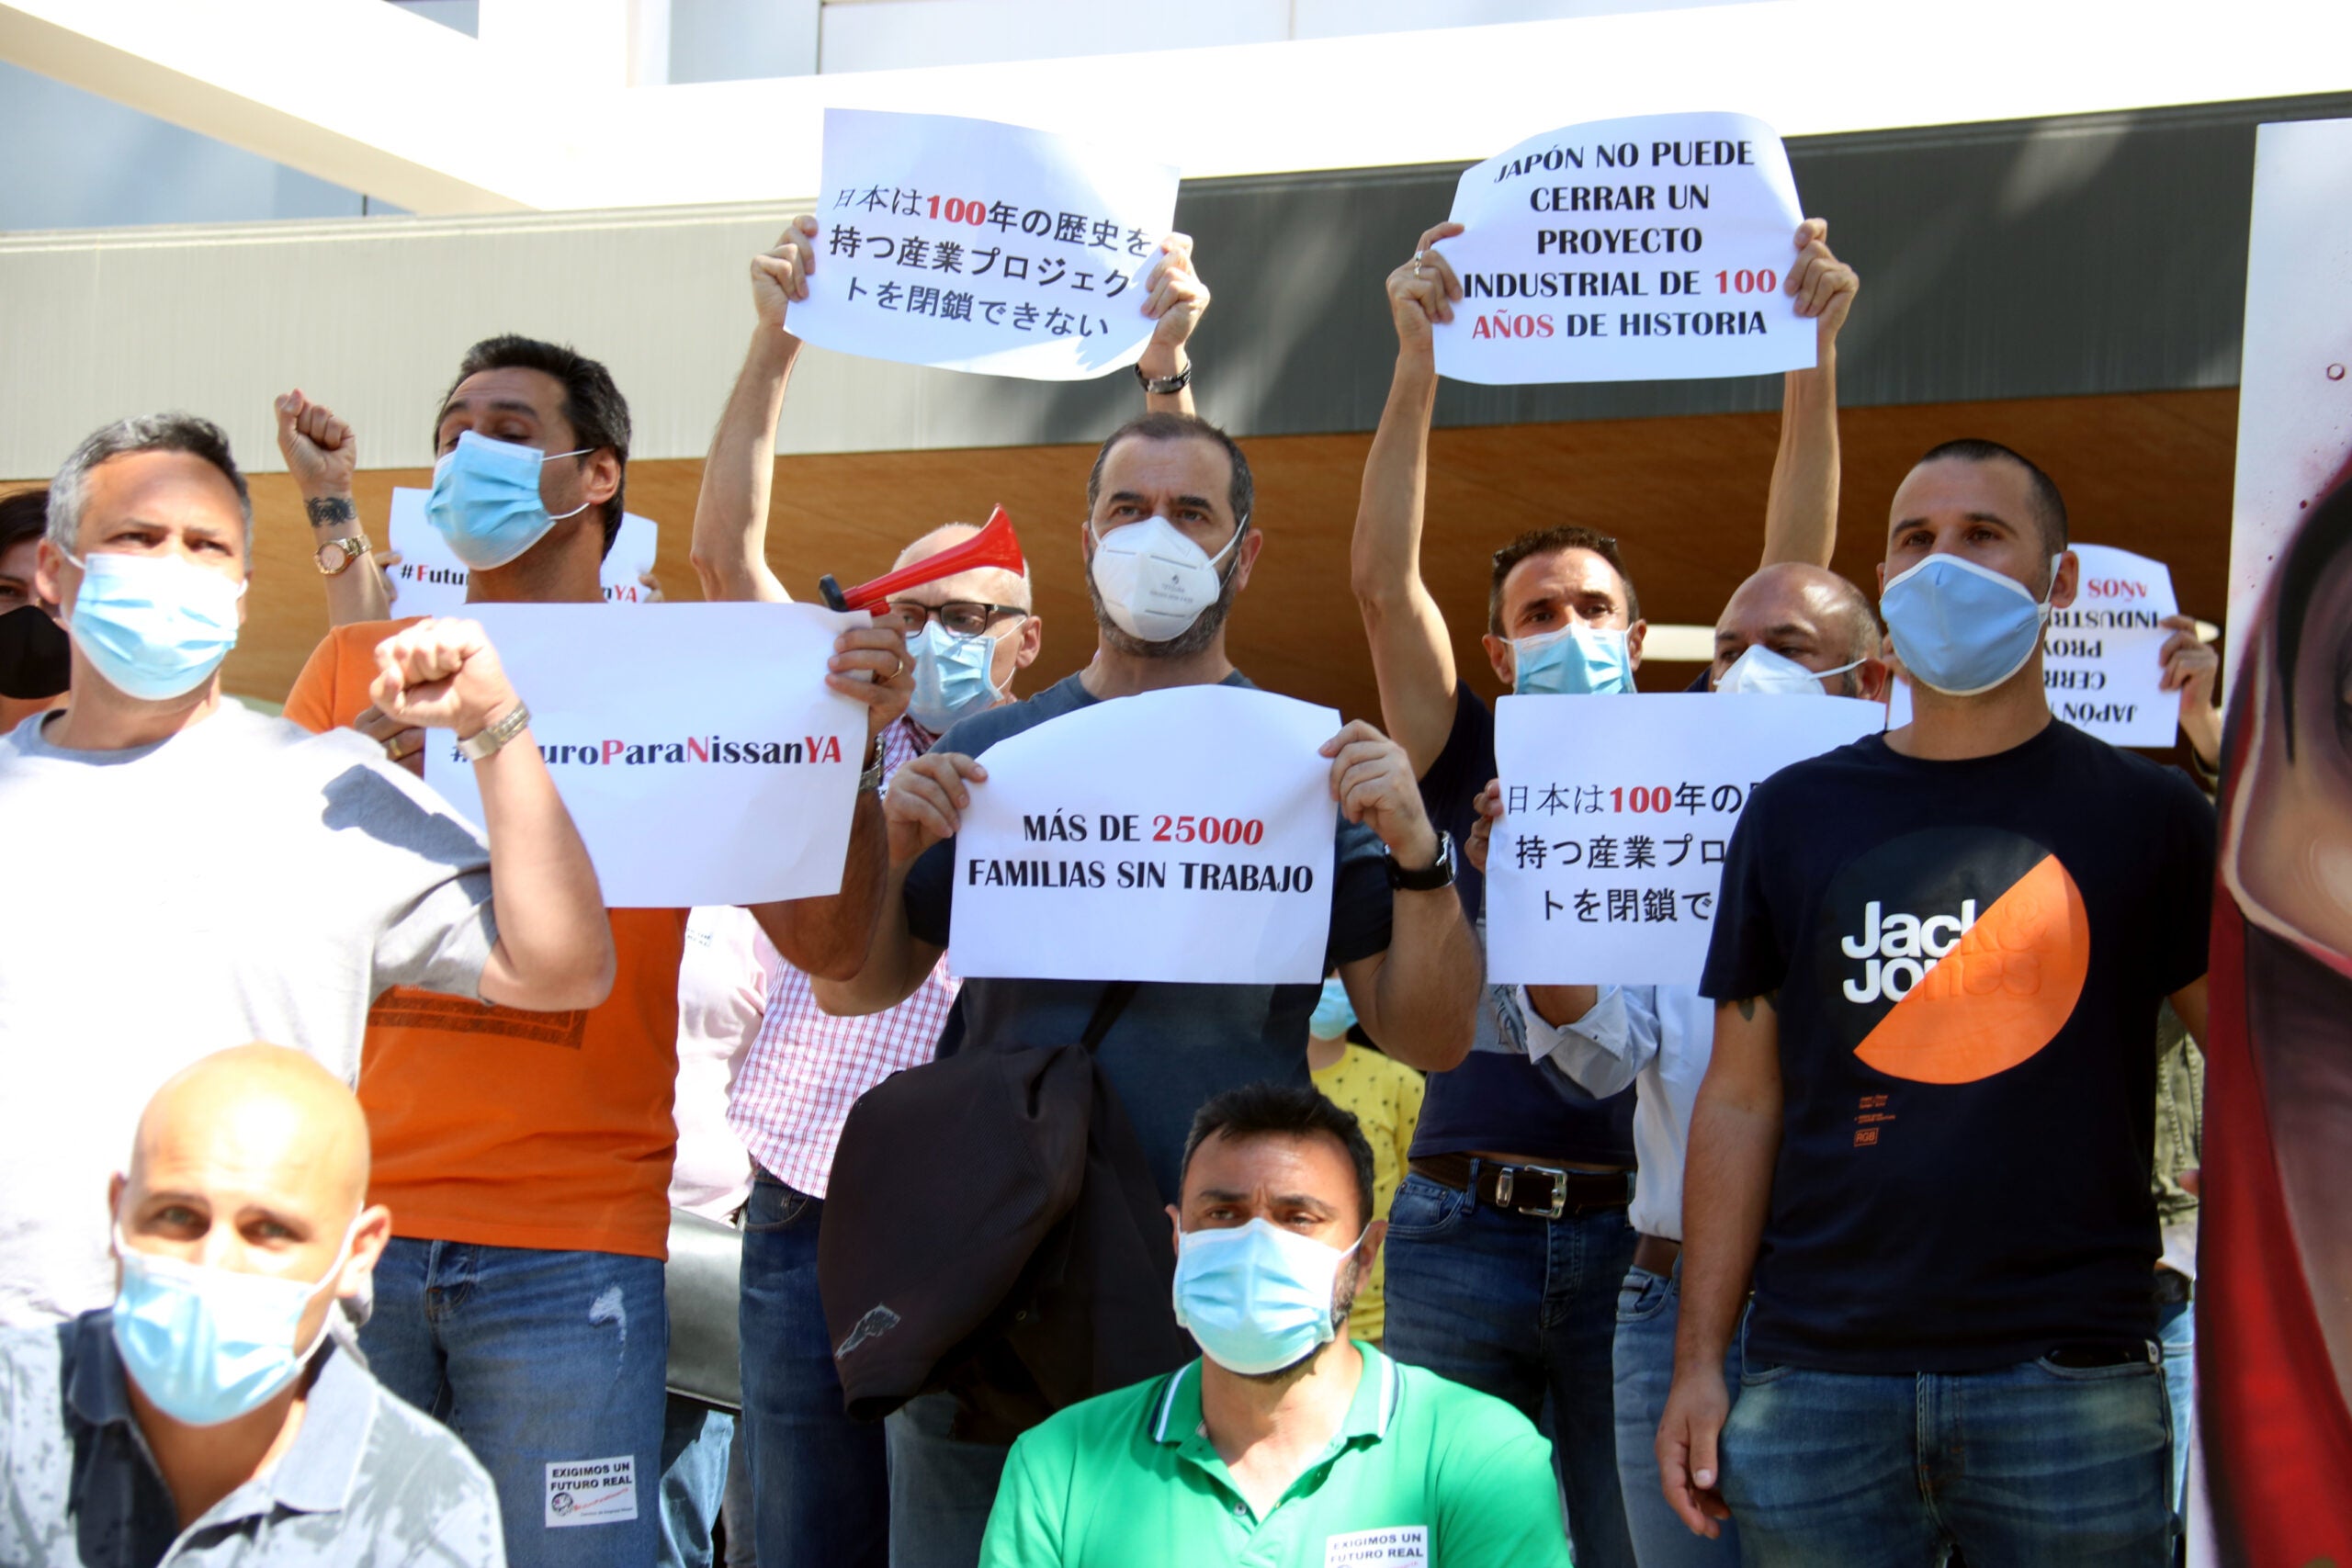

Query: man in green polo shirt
<box><xmin>979</xmin><ymin>1080</ymin><xmax>1573</xmax><ymax>1568</ymax></box>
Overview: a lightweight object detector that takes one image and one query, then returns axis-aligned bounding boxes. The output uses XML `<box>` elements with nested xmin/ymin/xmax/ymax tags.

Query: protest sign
<box><xmin>948</xmin><ymin>686</ymin><xmax>1339</xmax><ymax>983</ymax></box>
<box><xmin>1884</xmin><ymin>543</ymin><xmax>2181</xmax><ymax>747</ymax></box>
<box><xmin>1486</xmin><ymin>693</ymin><xmax>1882</xmax><ymax>986</ymax></box>
<box><xmin>786</xmin><ymin>107</ymin><xmax>1181</xmax><ymax>380</ymax></box>
<box><xmin>388</xmin><ymin>487</ymin><xmax>659</xmax><ymax>617</ymax></box>
<box><xmin>424</xmin><ymin>603</ymin><xmax>867</xmax><ymax>908</ymax></box>
<box><xmin>1430</xmin><ymin>111</ymin><xmax>1814</xmax><ymax>386</ymax></box>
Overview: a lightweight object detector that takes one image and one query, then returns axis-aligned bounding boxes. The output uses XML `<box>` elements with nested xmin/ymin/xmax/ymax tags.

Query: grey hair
<box><xmin>47</xmin><ymin>413</ymin><xmax>253</xmax><ymax>564</ymax></box>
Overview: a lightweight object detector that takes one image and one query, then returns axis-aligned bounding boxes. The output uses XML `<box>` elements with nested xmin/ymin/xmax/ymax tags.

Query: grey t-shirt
<box><xmin>0</xmin><ymin>1311</ymin><xmax>505</xmax><ymax>1565</ymax></box>
<box><xmin>904</xmin><ymin>673</ymin><xmax>1396</xmax><ymax>1202</ymax></box>
<box><xmin>0</xmin><ymin>705</ymin><xmax>497</xmax><ymax>1326</ymax></box>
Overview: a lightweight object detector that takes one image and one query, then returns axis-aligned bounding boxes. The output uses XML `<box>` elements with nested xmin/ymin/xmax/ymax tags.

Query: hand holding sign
<box><xmin>1321</xmin><ymin>720</ymin><xmax>1442</xmax><ymax>869</ymax></box>
<box><xmin>2157</xmin><ymin>613</ymin><xmax>2222</xmax><ymax>765</ymax></box>
<box><xmin>753</xmin><ymin>216</ymin><xmax>820</xmax><ymax>334</ymax></box>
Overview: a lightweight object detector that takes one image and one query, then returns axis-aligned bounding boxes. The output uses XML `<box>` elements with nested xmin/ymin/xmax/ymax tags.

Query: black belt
<box><xmin>1410</xmin><ymin>1154</ymin><xmax>1632</xmax><ymax>1220</ymax></box>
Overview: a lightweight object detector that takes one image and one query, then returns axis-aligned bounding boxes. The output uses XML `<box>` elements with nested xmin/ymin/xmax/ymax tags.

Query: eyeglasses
<box><xmin>877</xmin><ymin>599</ymin><xmax>1026</xmax><ymax>638</ymax></box>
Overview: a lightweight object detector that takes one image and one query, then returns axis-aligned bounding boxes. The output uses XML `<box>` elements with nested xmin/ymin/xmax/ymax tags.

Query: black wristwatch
<box><xmin>1385</xmin><ymin>829</ymin><xmax>1456</xmax><ymax>893</ymax></box>
<box><xmin>1134</xmin><ymin>362</ymin><xmax>1193</xmax><ymax>395</ymax></box>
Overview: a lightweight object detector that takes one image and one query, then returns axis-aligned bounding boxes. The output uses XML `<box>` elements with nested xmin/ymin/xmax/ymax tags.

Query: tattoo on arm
<box><xmin>1734</xmin><ymin>992</ymin><xmax>1779</xmax><ymax>1022</ymax></box>
<box><xmin>305</xmin><ymin>496</ymin><xmax>357</xmax><ymax>529</ymax></box>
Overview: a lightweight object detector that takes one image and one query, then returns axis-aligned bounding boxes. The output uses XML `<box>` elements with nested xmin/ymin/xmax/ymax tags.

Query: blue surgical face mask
<box><xmin>1714</xmin><ymin>643</ymin><xmax>1864</xmax><ymax>696</ymax></box>
<box><xmin>906</xmin><ymin>622</ymin><xmax>1006</xmax><ymax>735</ymax></box>
<box><xmin>1171</xmin><ymin>1217</ymin><xmax>1363</xmax><ymax>1376</ymax></box>
<box><xmin>1511</xmin><ymin>624</ymin><xmax>1632</xmax><ymax>695</ymax></box>
<box><xmin>424</xmin><ymin>431</ymin><xmax>593</xmax><ymax>570</ymax></box>
<box><xmin>1880</xmin><ymin>553</ymin><xmax>2060</xmax><ymax>697</ymax></box>
<box><xmin>110</xmin><ymin>1219</ymin><xmax>356</xmax><ymax>1427</ymax></box>
<box><xmin>65</xmin><ymin>550</ymin><xmax>244</xmax><ymax>702</ymax></box>
<box><xmin>1309</xmin><ymin>977</ymin><xmax>1356</xmax><ymax>1042</ymax></box>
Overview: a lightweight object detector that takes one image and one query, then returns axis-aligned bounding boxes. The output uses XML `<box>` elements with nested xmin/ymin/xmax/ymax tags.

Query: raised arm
<box><xmin>277</xmin><ymin>390</ymin><xmax>391</xmax><ymax>626</ymax></box>
<box><xmin>1136</xmin><ymin>233</ymin><xmax>1209</xmax><ymax>416</ymax></box>
<box><xmin>1351</xmin><ymin>221</ymin><xmax>1469</xmax><ymax>778</ymax></box>
<box><xmin>1758</xmin><ymin>220</ymin><xmax>1860</xmax><ymax>570</ymax></box>
<box><xmin>691</xmin><ymin>218</ymin><xmax>815</xmax><ymax>604</ymax></box>
<box><xmin>810</xmin><ymin>750</ymin><xmax>977</xmax><ymax>1016</ymax></box>
<box><xmin>370</xmin><ymin>618</ymin><xmax>615</xmax><ymax>1010</ymax></box>
<box><xmin>1657</xmin><ymin>993</ymin><xmax>1784</xmax><ymax>1540</ymax></box>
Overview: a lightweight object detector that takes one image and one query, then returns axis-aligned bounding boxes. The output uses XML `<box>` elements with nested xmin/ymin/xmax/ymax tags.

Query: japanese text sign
<box><xmin>424</xmin><ymin>603</ymin><xmax>868</xmax><ymax>908</ymax></box>
<box><xmin>1887</xmin><ymin>543</ymin><xmax>2182</xmax><ymax>748</ymax></box>
<box><xmin>388</xmin><ymin>487</ymin><xmax>659</xmax><ymax>617</ymax></box>
<box><xmin>1487</xmin><ymin>693</ymin><xmax>1883</xmax><ymax>985</ymax></box>
<box><xmin>948</xmin><ymin>686</ymin><xmax>1340</xmax><ymax>983</ymax></box>
<box><xmin>1431</xmin><ymin>112</ymin><xmax>1815</xmax><ymax>386</ymax></box>
<box><xmin>786</xmin><ymin>108</ymin><xmax>1180</xmax><ymax>380</ymax></box>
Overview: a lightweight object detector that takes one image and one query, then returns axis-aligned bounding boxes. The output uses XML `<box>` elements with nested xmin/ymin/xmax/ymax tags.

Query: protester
<box><xmin>0</xmin><ymin>412</ymin><xmax>613</xmax><ymax>1336</ymax></box>
<box><xmin>0</xmin><ymin>489</ymin><xmax>70</xmax><ymax>733</ymax></box>
<box><xmin>1468</xmin><ymin>561</ymin><xmax>1887</xmax><ymax>1568</ymax></box>
<box><xmin>978</xmin><ymin>1080</ymin><xmax>1569</xmax><ymax>1568</ymax></box>
<box><xmin>1662</xmin><ymin>439</ymin><xmax>2212</xmax><ymax>1563</ymax></box>
<box><xmin>279</xmin><ymin>334</ymin><xmax>908</xmax><ymax>1568</ymax></box>
<box><xmin>1305</xmin><ymin>978</ymin><xmax>1426</xmax><ymax>1348</ymax></box>
<box><xmin>813</xmin><ymin>404</ymin><xmax>1482</xmax><ymax>1568</ymax></box>
<box><xmin>0</xmin><ymin>1043</ymin><xmax>503</xmax><ymax>1564</ymax></box>
<box><xmin>1351</xmin><ymin>215</ymin><xmax>1858</xmax><ymax>1568</ymax></box>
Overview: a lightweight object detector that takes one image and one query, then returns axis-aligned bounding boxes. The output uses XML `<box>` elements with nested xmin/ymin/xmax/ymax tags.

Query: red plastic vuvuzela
<box><xmin>818</xmin><ymin>505</ymin><xmax>1025</xmax><ymax>612</ymax></box>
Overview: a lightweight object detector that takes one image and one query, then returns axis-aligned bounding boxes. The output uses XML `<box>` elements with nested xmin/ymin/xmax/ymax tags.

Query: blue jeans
<box><xmin>1382</xmin><ymin>1169</ymin><xmax>1636</xmax><ymax>1568</ymax></box>
<box><xmin>2156</xmin><ymin>1297</ymin><xmax>2192</xmax><ymax>1519</ymax></box>
<box><xmin>739</xmin><ymin>1169</ymin><xmax>889</xmax><ymax>1568</ymax></box>
<box><xmin>1718</xmin><ymin>1348</ymin><xmax>2172</xmax><ymax>1566</ymax></box>
<box><xmin>659</xmin><ymin>1397</ymin><xmax>736</xmax><ymax>1568</ymax></box>
<box><xmin>1614</xmin><ymin>1265</ymin><xmax>1740</xmax><ymax>1568</ymax></box>
<box><xmin>885</xmin><ymin>1389</ymin><xmax>1010</xmax><ymax>1568</ymax></box>
<box><xmin>364</xmin><ymin>1238</ymin><xmax>669</xmax><ymax>1568</ymax></box>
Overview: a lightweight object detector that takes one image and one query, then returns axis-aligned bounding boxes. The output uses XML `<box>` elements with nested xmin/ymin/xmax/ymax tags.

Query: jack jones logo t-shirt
<box><xmin>1701</xmin><ymin>720</ymin><xmax>2214</xmax><ymax>1373</ymax></box>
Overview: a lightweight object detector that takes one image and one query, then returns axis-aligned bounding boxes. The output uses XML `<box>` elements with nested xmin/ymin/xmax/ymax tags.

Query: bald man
<box><xmin>0</xmin><ymin>1044</ymin><xmax>503</xmax><ymax>1565</ymax></box>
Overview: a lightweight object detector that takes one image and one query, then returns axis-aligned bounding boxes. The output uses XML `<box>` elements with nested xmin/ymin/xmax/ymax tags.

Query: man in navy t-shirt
<box><xmin>1662</xmin><ymin>440</ymin><xmax>2213</xmax><ymax>1566</ymax></box>
<box><xmin>1350</xmin><ymin>215</ymin><xmax>1858</xmax><ymax>1568</ymax></box>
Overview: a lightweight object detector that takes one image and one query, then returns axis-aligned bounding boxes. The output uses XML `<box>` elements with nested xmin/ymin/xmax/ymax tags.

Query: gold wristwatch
<box><xmin>315</xmin><ymin>535</ymin><xmax>371</xmax><ymax>576</ymax></box>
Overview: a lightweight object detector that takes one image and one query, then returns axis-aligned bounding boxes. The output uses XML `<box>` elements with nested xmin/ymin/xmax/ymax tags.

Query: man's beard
<box><xmin>1089</xmin><ymin>559</ymin><xmax>1240</xmax><ymax>660</ymax></box>
<box><xmin>1235</xmin><ymin>1258</ymin><xmax>1362</xmax><ymax>1387</ymax></box>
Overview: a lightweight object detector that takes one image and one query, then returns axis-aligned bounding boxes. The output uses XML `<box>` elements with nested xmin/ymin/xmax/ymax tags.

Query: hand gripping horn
<box><xmin>818</xmin><ymin>506</ymin><xmax>1026</xmax><ymax>613</ymax></box>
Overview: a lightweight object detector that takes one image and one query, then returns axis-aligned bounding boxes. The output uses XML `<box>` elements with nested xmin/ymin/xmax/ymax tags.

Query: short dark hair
<box><xmin>1182</xmin><ymin>1080</ymin><xmax>1377</xmax><ymax>1231</ymax></box>
<box><xmin>1915</xmin><ymin>438</ymin><xmax>2069</xmax><ymax>559</ymax></box>
<box><xmin>2273</xmin><ymin>471</ymin><xmax>2352</xmax><ymax>762</ymax></box>
<box><xmin>1488</xmin><ymin>525</ymin><xmax>1642</xmax><ymax>634</ymax></box>
<box><xmin>0</xmin><ymin>488</ymin><xmax>47</xmax><ymax>558</ymax></box>
<box><xmin>49</xmin><ymin>415</ymin><xmax>251</xmax><ymax>559</ymax></box>
<box><xmin>441</xmin><ymin>334</ymin><xmax>632</xmax><ymax>557</ymax></box>
<box><xmin>1087</xmin><ymin>412</ymin><xmax>1254</xmax><ymax>530</ymax></box>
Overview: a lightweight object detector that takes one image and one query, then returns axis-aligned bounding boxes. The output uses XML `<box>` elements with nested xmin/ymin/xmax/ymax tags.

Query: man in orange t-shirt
<box><xmin>286</xmin><ymin>333</ymin><xmax>907</xmax><ymax>1568</ymax></box>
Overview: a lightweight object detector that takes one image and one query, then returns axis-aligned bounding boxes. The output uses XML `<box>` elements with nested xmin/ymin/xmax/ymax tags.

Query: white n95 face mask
<box><xmin>1715</xmin><ymin>643</ymin><xmax>1864</xmax><ymax>696</ymax></box>
<box><xmin>1087</xmin><ymin>515</ymin><xmax>1243</xmax><ymax>643</ymax></box>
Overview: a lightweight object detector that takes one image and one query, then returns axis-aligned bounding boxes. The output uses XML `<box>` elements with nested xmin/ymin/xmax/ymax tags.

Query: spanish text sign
<box><xmin>786</xmin><ymin>108</ymin><xmax>1180</xmax><ymax>380</ymax></box>
<box><xmin>1431</xmin><ymin>112</ymin><xmax>1814</xmax><ymax>386</ymax></box>
<box><xmin>424</xmin><ymin>603</ymin><xmax>868</xmax><ymax>908</ymax></box>
<box><xmin>388</xmin><ymin>487</ymin><xmax>659</xmax><ymax>618</ymax></box>
<box><xmin>1487</xmin><ymin>694</ymin><xmax>1882</xmax><ymax>986</ymax></box>
<box><xmin>948</xmin><ymin>686</ymin><xmax>1340</xmax><ymax>983</ymax></box>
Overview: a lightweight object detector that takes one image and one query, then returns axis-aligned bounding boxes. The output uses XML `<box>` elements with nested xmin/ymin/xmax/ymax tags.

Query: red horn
<box><xmin>819</xmin><ymin>506</ymin><xmax>1026</xmax><ymax>613</ymax></box>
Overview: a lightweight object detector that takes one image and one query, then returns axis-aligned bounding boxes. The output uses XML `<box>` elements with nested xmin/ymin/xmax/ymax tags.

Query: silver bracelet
<box><xmin>456</xmin><ymin>701</ymin><xmax>532</xmax><ymax>761</ymax></box>
<box><xmin>857</xmin><ymin>740</ymin><xmax>885</xmax><ymax>794</ymax></box>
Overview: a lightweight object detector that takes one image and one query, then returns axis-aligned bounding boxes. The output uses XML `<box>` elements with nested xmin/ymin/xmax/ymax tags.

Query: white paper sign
<box><xmin>388</xmin><ymin>487</ymin><xmax>659</xmax><ymax>617</ymax></box>
<box><xmin>786</xmin><ymin>108</ymin><xmax>1181</xmax><ymax>380</ymax></box>
<box><xmin>424</xmin><ymin>603</ymin><xmax>867</xmax><ymax>908</ymax></box>
<box><xmin>948</xmin><ymin>686</ymin><xmax>1339</xmax><ymax>983</ymax></box>
<box><xmin>1430</xmin><ymin>112</ymin><xmax>1815</xmax><ymax>386</ymax></box>
<box><xmin>1886</xmin><ymin>543</ymin><xmax>2181</xmax><ymax>747</ymax></box>
<box><xmin>1487</xmin><ymin>694</ymin><xmax>1882</xmax><ymax>986</ymax></box>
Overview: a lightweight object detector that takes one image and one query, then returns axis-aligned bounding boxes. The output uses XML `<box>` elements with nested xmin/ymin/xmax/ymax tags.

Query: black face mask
<box><xmin>0</xmin><ymin>604</ymin><xmax>69</xmax><ymax>700</ymax></box>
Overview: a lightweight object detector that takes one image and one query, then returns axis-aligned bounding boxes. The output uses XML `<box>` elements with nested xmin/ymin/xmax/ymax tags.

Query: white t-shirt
<box><xmin>670</xmin><ymin>907</ymin><xmax>771</xmax><ymax>1222</ymax></box>
<box><xmin>0</xmin><ymin>704</ymin><xmax>498</xmax><ymax>1326</ymax></box>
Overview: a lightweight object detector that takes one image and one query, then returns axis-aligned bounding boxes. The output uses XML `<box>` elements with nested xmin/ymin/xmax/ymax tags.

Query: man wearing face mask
<box><xmin>281</xmin><ymin>334</ymin><xmax>908</xmax><ymax>1568</ymax></box>
<box><xmin>0</xmin><ymin>1043</ymin><xmax>503</xmax><ymax>1564</ymax></box>
<box><xmin>978</xmin><ymin>1080</ymin><xmax>1568</xmax><ymax>1568</ymax></box>
<box><xmin>0</xmin><ymin>413</ymin><xmax>612</xmax><ymax>1336</ymax></box>
<box><xmin>1459</xmin><ymin>561</ymin><xmax>1886</xmax><ymax>1568</ymax></box>
<box><xmin>1659</xmin><ymin>440</ymin><xmax>2213</xmax><ymax>1563</ymax></box>
<box><xmin>0</xmin><ymin>489</ymin><xmax>71</xmax><ymax>733</ymax></box>
<box><xmin>817</xmin><ymin>409</ymin><xmax>1480</xmax><ymax>1568</ymax></box>
<box><xmin>1351</xmin><ymin>219</ymin><xmax>1859</xmax><ymax>1568</ymax></box>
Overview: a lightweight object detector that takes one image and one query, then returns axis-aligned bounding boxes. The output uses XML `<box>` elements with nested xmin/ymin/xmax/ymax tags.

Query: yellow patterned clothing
<box><xmin>1311</xmin><ymin>1044</ymin><xmax>1427</xmax><ymax>1341</ymax></box>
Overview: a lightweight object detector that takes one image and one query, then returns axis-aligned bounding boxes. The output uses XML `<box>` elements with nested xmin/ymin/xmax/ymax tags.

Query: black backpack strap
<box><xmin>1080</xmin><ymin>981</ymin><xmax>1141</xmax><ymax>1052</ymax></box>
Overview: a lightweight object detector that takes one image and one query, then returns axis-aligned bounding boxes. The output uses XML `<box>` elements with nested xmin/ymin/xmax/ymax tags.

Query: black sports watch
<box><xmin>1385</xmin><ymin>829</ymin><xmax>1456</xmax><ymax>893</ymax></box>
<box><xmin>1134</xmin><ymin>361</ymin><xmax>1193</xmax><ymax>395</ymax></box>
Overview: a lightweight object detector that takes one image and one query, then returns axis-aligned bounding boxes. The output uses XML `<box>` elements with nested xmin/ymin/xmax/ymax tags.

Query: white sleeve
<box><xmin>1516</xmin><ymin>984</ymin><xmax>1662</xmax><ymax>1099</ymax></box>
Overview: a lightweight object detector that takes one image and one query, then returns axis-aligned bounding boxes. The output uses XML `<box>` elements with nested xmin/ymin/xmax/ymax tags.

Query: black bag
<box><xmin>818</xmin><ymin>983</ymin><xmax>1191</xmax><ymax>1438</ymax></box>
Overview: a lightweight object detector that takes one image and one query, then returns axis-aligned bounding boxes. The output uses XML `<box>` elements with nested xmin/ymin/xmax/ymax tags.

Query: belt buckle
<box><xmin>1496</xmin><ymin>1164</ymin><xmax>1570</xmax><ymax>1219</ymax></box>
